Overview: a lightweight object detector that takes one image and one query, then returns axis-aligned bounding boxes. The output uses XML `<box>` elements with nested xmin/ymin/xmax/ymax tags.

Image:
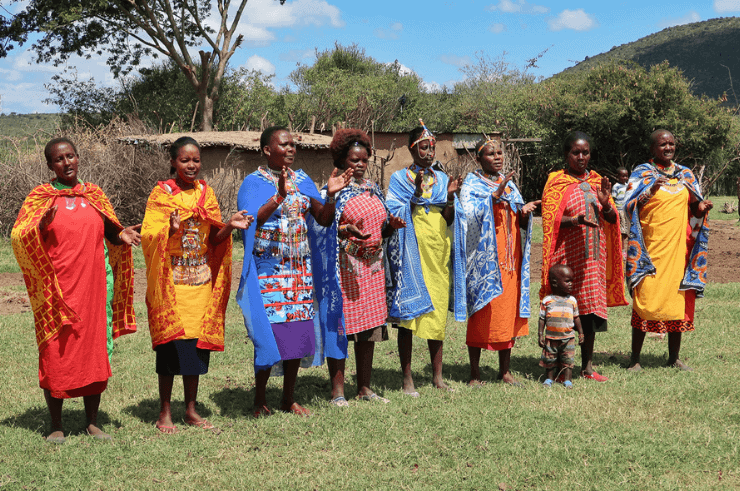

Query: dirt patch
<box><xmin>0</xmin><ymin>220</ymin><xmax>737</xmax><ymax>316</ymax></box>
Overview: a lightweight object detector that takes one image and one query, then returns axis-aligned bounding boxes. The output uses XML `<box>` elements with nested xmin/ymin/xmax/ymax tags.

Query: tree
<box><xmin>285</xmin><ymin>43</ymin><xmax>427</xmax><ymax>132</ymax></box>
<box><xmin>0</xmin><ymin>0</ymin><xmax>273</xmax><ymax>131</ymax></box>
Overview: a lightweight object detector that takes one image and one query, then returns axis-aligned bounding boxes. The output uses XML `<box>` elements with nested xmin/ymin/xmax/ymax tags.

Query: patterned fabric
<box><xmin>385</xmin><ymin>165</ymin><xmax>466</xmax><ymax>322</ymax></box>
<box><xmin>540</xmin><ymin>295</ymin><xmax>578</xmax><ymax>340</ymax></box>
<box><xmin>540</xmin><ymin>337</ymin><xmax>576</xmax><ymax>370</ymax></box>
<box><xmin>611</xmin><ymin>182</ymin><xmax>628</xmax><ymax>211</ymax></box>
<box><xmin>624</xmin><ymin>162</ymin><xmax>708</xmax><ymax>296</ymax></box>
<box><xmin>310</xmin><ymin>179</ymin><xmax>395</xmax><ymax>359</ymax></box>
<box><xmin>540</xmin><ymin>170</ymin><xmax>627</xmax><ymax>313</ymax></box>
<box><xmin>141</xmin><ymin>179</ymin><xmax>232</xmax><ymax>351</ymax></box>
<box><xmin>236</xmin><ymin>168</ymin><xmax>324</xmax><ymax>372</ymax></box>
<box><xmin>459</xmin><ymin>170</ymin><xmax>532</xmax><ymax>317</ymax></box>
<box><xmin>12</xmin><ymin>182</ymin><xmax>136</xmax><ymax>350</ymax></box>
<box><xmin>549</xmin><ymin>188</ymin><xmax>608</xmax><ymax>318</ymax></box>
<box><xmin>630</xmin><ymin>309</ymin><xmax>694</xmax><ymax>333</ymax></box>
<box><xmin>410</xmin><ymin>118</ymin><xmax>436</xmax><ymax>148</ymax></box>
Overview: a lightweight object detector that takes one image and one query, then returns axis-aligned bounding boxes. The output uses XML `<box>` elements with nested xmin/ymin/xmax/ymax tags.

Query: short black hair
<box><xmin>169</xmin><ymin>136</ymin><xmax>200</xmax><ymax>174</ymax></box>
<box><xmin>474</xmin><ymin>138</ymin><xmax>501</xmax><ymax>156</ymax></box>
<box><xmin>260</xmin><ymin>125</ymin><xmax>289</xmax><ymax>151</ymax></box>
<box><xmin>548</xmin><ymin>263</ymin><xmax>572</xmax><ymax>285</ymax></box>
<box><xmin>44</xmin><ymin>137</ymin><xmax>77</xmax><ymax>163</ymax></box>
<box><xmin>562</xmin><ymin>131</ymin><xmax>592</xmax><ymax>159</ymax></box>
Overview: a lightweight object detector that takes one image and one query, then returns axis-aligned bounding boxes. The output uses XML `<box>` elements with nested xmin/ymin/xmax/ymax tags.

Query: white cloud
<box><xmin>239</xmin><ymin>25</ymin><xmax>277</xmax><ymax>46</ymax></box>
<box><xmin>0</xmin><ymin>82</ymin><xmax>55</xmax><ymax>113</ymax></box>
<box><xmin>486</xmin><ymin>0</ymin><xmax>548</xmax><ymax>14</ymax></box>
<box><xmin>658</xmin><ymin>11</ymin><xmax>701</xmax><ymax>29</ymax></box>
<box><xmin>489</xmin><ymin>23</ymin><xmax>506</xmax><ymax>34</ymax></box>
<box><xmin>439</xmin><ymin>54</ymin><xmax>472</xmax><ymax>68</ymax></box>
<box><xmin>422</xmin><ymin>81</ymin><xmax>442</xmax><ymax>92</ymax></box>
<box><xmin>244</xmin><ymin>55</ymin><xmax>276</xmax><ymax>75</ymax></box>
<box><xmin>237</xmin><ymin>0</ymin><xmax>343</xmax><ymax>29</ymax></box>
<box><xmin>385</xmin><ymin>62</ymin><xmax>414</xmax><ymax>77</ymax></box>
<box><xmin>548</xmin><ymin>9</ymin><xmax>598</xmax><ymax>31</ymax></box>
<box><xmin>714</xmin><ymin>0</ymin><xmax>740</xmax><ymax>13</ymax></box>
<box><xmin>374</xmin><ymin>22</ymin><xmax>403</xmax><ymax>40</ymax></box>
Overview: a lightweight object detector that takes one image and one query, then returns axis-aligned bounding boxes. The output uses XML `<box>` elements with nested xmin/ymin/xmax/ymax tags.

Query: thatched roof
<box><xmin>118</xmin><ymin>130</ymin><xmax>332</xmax><ymax>151</ymax></box>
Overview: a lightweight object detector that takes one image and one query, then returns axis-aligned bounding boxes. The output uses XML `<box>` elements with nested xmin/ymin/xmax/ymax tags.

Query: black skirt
<box><xmin>155</xmin><ymin>339</ymin><xmax>210</xmax><ymax>376</ymax></box>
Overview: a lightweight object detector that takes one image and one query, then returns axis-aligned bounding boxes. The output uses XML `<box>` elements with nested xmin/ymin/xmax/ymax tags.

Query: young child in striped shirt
<box><xmin>539</xmin><ymin>264</ymin><xmax>585</xmax><ymax>388</ymax></box>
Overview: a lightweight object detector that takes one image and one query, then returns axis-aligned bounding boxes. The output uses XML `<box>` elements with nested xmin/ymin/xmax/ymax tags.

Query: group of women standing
<box><xmin>12</xmin><ymin>124</ymin><xmax>712</xmax><ymax>442</ymax></box>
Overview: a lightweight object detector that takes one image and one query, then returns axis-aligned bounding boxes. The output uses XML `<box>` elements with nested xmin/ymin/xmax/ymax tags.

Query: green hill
<box><xmin>559</xmin><ymin>16</ymin><xmax>740</xmax><ymax>103</ymax></box>
<box><xmin>0</xmin><ymin>113</ymin><xmax>60</xmax><ymax>138</ymax></box>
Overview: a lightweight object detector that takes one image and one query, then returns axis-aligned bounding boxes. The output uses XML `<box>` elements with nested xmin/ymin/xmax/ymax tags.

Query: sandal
<box><xmin>542</xmin><ymin>379</ymin><xmax>553</xmax><ymax>387</ymax></box>
<box><xmin>156</xmin><ymin>424</ymin><xmax>178</xmax><ymax>434</ymax></box>
<box><xmin>187</xmin><ymin>419</ymin><xmax>215</xmax><ymax>430</ymax></box>
<box><xmin>581</xmin><ymin>371</ymin><xmax>608</xmax><ymax>382</ymax></box>
<box><xmin>253</xmin><ymin>405</ymin><xmax>271</xmax><ymax>418</ymax></box>
<box><xmin>331</xmin><ymin>396</ymin><xmax>349</xmax><ymax>407</ymax></box>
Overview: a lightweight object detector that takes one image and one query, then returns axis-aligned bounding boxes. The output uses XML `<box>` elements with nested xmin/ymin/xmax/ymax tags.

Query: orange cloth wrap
<box><xmin>11</xmin><ymin>183</ymin><xmax>137</xmax><ymax>350</ymax></box>
<box><xmin>142</xmin><ymin>180</ymin><xmax>231</xmax><ymax>351</ymax></box>
<box><xmin>540</xmin><ymin>170</ymin><xmax>627</xmax><ymax>306</ymax></box>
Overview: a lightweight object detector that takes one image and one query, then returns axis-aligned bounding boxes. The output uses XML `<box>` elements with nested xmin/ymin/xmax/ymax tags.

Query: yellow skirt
<box><xmin>400</xmin><ymin>206</ymin><xmax>451</xmax><ymax>341</ymax></box>
<box><xmin>174</xmin><ymin>282</ymin><xmax>212</xmax><ymax>339</ymax></box>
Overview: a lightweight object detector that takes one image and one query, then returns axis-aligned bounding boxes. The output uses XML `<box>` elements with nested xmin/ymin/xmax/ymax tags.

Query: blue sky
<box><xmin>1</xmin><ymin>0</ymin><xmax>739</xmax><ymax>114</ymax></box>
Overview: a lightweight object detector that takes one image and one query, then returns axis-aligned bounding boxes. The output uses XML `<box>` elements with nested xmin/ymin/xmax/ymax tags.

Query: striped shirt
<box><xmin>540</xmin><ymin>295</ymin><xmax>579</xmax><ymax>340</ymax></box>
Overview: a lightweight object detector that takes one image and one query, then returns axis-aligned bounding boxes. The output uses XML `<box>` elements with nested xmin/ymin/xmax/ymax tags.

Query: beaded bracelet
<box><xmin>325</xmin><ymin>195</ymin><xmax>336</xmax><ymax>204</ymax></box>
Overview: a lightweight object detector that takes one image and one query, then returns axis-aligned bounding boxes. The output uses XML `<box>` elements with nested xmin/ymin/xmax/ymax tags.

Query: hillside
<box><xmin>0</xmin><ymin>113</ymin><xmax>60</xmax><ymax>138</ymax></box>
<box><xmin>559</xmin><ymin>17</ymin><xmax>740</xmax><ymax>102</ymax></box>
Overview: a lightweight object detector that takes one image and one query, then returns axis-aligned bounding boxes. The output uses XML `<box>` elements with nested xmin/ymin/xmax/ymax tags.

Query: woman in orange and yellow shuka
<box><xmin>142</xmin><ymin>137</ymin><xmax>252</xmax><ymax>434</ymax></box>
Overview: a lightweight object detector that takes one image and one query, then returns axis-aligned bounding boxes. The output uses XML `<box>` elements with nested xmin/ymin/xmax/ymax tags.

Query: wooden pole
<box><xmin>190</xmin><ymin>101</ymin><xmax>199</xmax><ymax>132</ymax></box>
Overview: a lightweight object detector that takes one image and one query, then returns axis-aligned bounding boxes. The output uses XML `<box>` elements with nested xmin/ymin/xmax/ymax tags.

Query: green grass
<box><xmin>707</xmin><ymin>195</ymin><xmax>740</xmax><ymax>222</ymax></box>
<box><xmin>1</xmin><ymin>279</ymin><xmax>739</xmax><ymax>489</ymax></box>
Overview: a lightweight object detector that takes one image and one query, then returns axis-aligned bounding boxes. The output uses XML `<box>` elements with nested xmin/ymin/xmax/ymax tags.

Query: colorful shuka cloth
<box><xmin>12</xmin><ymin>181</ymin><xmax>136</xmax><ymax>397</ymax></box>
<box><xmin>385</xmin><ymin>163</ymin><xmax>466</xmax><ymax>341</ymax></box>
<box><xmin>624</xmin><ymin>161</ymin><xmax>708</xmax><ymax>333</ymax></box>
<box><xmin>236</xmin><ymin>167</ymin><xmax>324</xmax><ymax>374</ymax></box>
<box><xmin>141</xmin><ymin>179</ymin><xmax>232</xmax><ymax>351</ymax></box>
<box><xmin>540</xmin><ymin>170</ymin><xmax>628</xmax><ymax>316</ymax></box>
<box><xmin>460</xmin><ymin>171</ymin><xmax>531</xmax><ymax>351</ymax></box>
<box><xmin>310</xmin><ymin>178</ymin><xmax>393</xmax><ymax>360</ymax></box>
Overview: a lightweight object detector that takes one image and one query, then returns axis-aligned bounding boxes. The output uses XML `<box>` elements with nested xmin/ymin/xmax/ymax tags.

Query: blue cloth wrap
<box><xmin>236</xmin><ymin>169</ymin><xmax>324</xmax><ymax>373</ymax></box>
<box><xmin>385</xmin><ymin>165</ymin><xmax>467</xmax><ymax>322</ymax></box>
<box><xmin>624</xmin><ymin>162</ymin><xmax>709</xmax><ymax>297</ymax></box>
<box><xmin>459</xmin><ymin>171</ymin><xmax>532</xmax><ymax>318</ymax></box>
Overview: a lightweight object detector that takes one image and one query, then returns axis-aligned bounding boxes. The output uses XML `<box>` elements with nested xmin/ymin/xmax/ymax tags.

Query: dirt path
<box><xmin>2</xmin><ymin>220</ymin><xmax>738</xmax><ymax>316</ymax></box>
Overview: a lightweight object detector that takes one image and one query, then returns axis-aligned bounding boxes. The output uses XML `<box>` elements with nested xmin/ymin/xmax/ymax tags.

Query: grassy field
<box><xmin>0</xmin><ymin>237</ymin><xmax>739</xmax><ymax>489</ymax></box>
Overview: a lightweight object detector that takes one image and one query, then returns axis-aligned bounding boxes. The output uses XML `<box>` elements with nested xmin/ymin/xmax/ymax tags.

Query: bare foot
<box><xmin>432</xmin><ymin>380</ymin><xmax>454</xmax><ymax>392</ymax></box>
<box><xmin>669</xmin><ymin>359</ymin><xmax>693</xmax><ymax>371</ymax></box>
<box><xmin>499</xmin><ymin>372</ymin><xmax>522</xmax><ymax>387</ymax></box>
<box><xmin>280</xmin><ymin>402</ymin><xmax>311</xmax><ymax>417</ymax></box>
<box><xmin>46</xmin><ymin>430</ymin><xmax>65</xmax><ymax>444</ymax></box>
<box><xmin>468</xmin><ymin>379</ymin><xmax>484</xmax><ymax>388</ymax></box>
<box><xmin>627</xmin><ymin>363</ymin><xmax>643</xmax><ymax>372</ymax></box>
<box><xmin>86</xmin><ymin>424</ymin><xmax>111</xmax><ymax>441</ymax></box>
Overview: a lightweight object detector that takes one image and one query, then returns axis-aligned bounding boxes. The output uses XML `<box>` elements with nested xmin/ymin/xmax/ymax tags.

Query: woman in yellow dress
<box><xmin>386</xmin><ymin>122</ymin><xmax>464</xmax><ymax>396</ymax></box>
<box><xmin>625</xmin><ymin>130</ymin><xmax>712</xmax><ymax>371</ymax></box>
<box><xmin>142</xmin><ymin>136</ymin><xmax>252</xmax><ymax>433</ymax></box>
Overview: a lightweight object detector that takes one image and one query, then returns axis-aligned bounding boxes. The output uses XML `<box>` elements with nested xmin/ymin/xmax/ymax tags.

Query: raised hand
<box><xmin>522</xmin><ymin>200</ymin><xmax>541</xmax><ymax>215</ymax></box>
<box><xmin>169</xmin><ymin>209</ymin><xmax>181</xmax><ymax>236</ymax></box>
<box><xmin>327</xmin><ymin>167</ymin><xmax>353</xmax><ymax>196</ymax></box>
<box><xmin>229</xmin><ymin>210</ymin><xmax>254</xmax><ymax>230</ymax></box>
<box><xmin>577</xmin><ymin>213</ymin><xmax>598</xmax><ymax>228</ymax></box>
<box><xmin>39</xmin><ymin>205</ymin><xmax>58</xmax><ymax>232</ymax></box>
<box><xmin>344</xmin><ymin>224</ymin><xmax>372</xmax><ymax>241</ymax></box>
<box><xmin>494</xmin><ymin>171</ymin><xmax>516</xmax><ymax>200</ymax></box>
<box><xmin>447</xmin><ymin>174</ymin><xmax>463</xmax><ymax>198</ymax></box>
<box><xmin>388</xmin><ymin>215</ymin><xmax>407</xmax><ymax>229</ymax></box>
<box><xmin>120</xmin><ymin>224</ymin><xmax>142</xmax><ymax>246</ymax></box>
<box><xmin>651</xmin><ymin>175</ymin><xmax>669</xmax><ymax>194</ymax></box>
<box><xmin>278</xmin><ymin>166</ymin><xmax>288</xmax><ymax>198</ymax></box>
<box><xmin>597</xmin><ymin>176</ymin><xmax>612</xmax><ymax>207</ymax></box>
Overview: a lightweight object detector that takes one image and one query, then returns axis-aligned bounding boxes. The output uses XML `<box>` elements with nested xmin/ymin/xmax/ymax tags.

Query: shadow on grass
<box><xmin>1</xmin><ymin>405</ymin><xmax>120</xmax><ymax>436</ymax></box>
<box><xmin>210</xmin><ymin>374</ymin><xmax>331</xmax><ymax>417</ymax></box>
<box><xmin>123</xmin><ymin>398</ymin><xmax>213</xmax><ymax>425</ymax></box>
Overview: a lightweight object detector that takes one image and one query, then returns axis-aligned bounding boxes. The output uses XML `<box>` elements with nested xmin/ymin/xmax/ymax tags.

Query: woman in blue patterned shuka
<box><xmin>236</xmin><ymin>126</ymin><xmax>352</xmax><ymax>417</ymax></box>
<box><xmin>460</xmin><ymin>138</ymin><xmax>539</xmax><ymax>387</ymax></box>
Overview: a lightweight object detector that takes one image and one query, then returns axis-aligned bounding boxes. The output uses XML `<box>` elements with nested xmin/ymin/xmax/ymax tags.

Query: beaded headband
<box><xmin>410</xmin><ymin>118</ymin><xmax>436</xmax><ymax>149</ymax></box>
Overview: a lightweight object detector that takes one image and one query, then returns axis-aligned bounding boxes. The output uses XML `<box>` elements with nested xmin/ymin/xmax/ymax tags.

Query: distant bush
<box><xmin>0</xmin><ymin>117</ymin><xmax>168</xmax><ymax>236</ymax></box>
